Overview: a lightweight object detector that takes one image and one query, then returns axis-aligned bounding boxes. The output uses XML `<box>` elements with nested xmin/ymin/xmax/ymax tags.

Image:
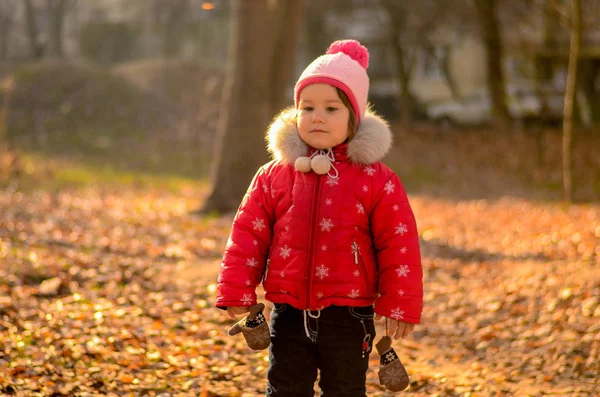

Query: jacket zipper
<box><xmin>305</xmin><ymin>174</ymin><xmax>323</xmax><ymax>308</ymax></box>
<box><xmin>352</xmin><ymin>241</ymin><xmax>370</xmax><ymax>293</ymax></box>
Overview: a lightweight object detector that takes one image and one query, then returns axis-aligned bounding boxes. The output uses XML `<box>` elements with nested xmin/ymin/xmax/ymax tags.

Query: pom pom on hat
<box><xmin>326</xmin><ymin>40</ymin><xmax>369</xmax><ymax>69</ymax></box>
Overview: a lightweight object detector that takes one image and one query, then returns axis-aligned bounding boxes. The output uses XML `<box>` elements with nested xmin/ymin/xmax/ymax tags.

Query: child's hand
<box><xmin>227</xmin><ymin>306</ymin><xmax>250</xmax><ymax>319</ymax></box>
<box><xmin>375</xmin><ymin>314</ymin><xmax>415</xmax><ymax>340</ymax></box>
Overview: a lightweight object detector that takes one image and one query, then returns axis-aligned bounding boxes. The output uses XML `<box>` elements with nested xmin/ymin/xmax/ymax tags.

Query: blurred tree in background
<box><xmin>202</xmin><ymin>0</ymin><xmax>304</xmax><ymax>214</ymax></box>
<box><xmin>79</xmin><ymin>21</ymin><xmax>137</xmax><ymax>66</ymax></box>
<box><xmin>23</xmin><ymin>0</ymin><xmax>76</xmax><ymax>60</ymax></box>
<box><xmin>0</xmin><ymin>1</ymin><xmax>18</xmax><ymax>60</ymax></box>
<box><xmin>379</xmin><ymin>0</ymin><xmax>474</xmax><ymax>130</ymax></box>
<box><xmin>473</xmin><ymin>0</ymin><xmax>511</xmax><ymax>131</ymax></box>
<box><xmin>562</xmin><ymin>0</ymin><xmax>582</xmax><ymax>202</ymax></box>
<box><xmin>151</xmin><ymin>0</ymin><xmax>192</xmax><ymax>58</ymax></box>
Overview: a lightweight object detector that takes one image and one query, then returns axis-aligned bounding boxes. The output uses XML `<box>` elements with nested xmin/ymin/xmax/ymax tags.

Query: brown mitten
<box><xmin>376</xmin><ymin>335</ymin><xmax>410</xmax><ymax>392</ymax></box>
<box><xmin>227</xmin><ymin>303</ymin><xmax>270</xmax><ymax>351</ymax></box>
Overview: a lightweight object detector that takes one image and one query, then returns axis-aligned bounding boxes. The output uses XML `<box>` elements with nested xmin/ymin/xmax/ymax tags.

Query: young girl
<box><xmin>216</xmin><ymin>40</ymin><xmax>423</xmax><ymax>396</ymax></box>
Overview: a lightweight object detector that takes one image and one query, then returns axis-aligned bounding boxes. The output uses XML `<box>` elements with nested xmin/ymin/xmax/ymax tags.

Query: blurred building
<box><xmin>296</xmin><ymin>0</ymin><xmax>600</xmax><ymax>122</ymax></box>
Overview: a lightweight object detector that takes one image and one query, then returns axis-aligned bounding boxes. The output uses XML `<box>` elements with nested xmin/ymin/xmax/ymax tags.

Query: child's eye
<box><xmin>302</xmin><ymin>107</ymin><xmax>313</xmax><ymax>111</ymax></box>
<box><xmin>326</xmin><ymin>107</ymin><xmax>338</xmax><ymax>112</ymax></box>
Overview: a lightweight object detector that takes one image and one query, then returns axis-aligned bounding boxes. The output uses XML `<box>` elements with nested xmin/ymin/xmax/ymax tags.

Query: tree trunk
<box><xmin>562</xmin><ymin>0</ymin><xmax>581</xmax><ymax>202</ymax></box>
<box><xmin>536</xmin><ymin>1</ymin><xmax>559</xmax><ymax>82</ymax></box>
<box><xmin>304</xmin><ymin>1</ymin><xmax>329</xmax><ymax>61</ymax></box>
<box><xmin>24</xmin><ymin>0</ymin><xmax>44</xmax><ymax>59</ymax></box>
<box><xmin>269</xmin><ymin>0</ymin><xmax>305</xmax><ymax>116</ymax></box>
<box><xmin>202</xmin><ymin>0</ymin><xmax>300</xmax><ymax>214</ymax></box>
<box><xmin>162</xmin><ymin>0</ymin><xmax>189</xmax><ymax>57</ymax></box>
<box><xmin>163</xmin><ymin>21</ymin><xmax>178</xmax><ymax>57</ymax></box>
<box><xmin>392</xmin><ymin>41</ymin><xmax>415</xmax><ymax>130</ymax></box>
<box><xmin>0</xmin><ymin>17</ymin><xmax>11</xmax><ymax>60</ymax></box>
<box><xmin>474</xmin><ymin>0</ymin><xmax>510</xmax><ymax>131</ymax></box>
<box><xmin>381</xmin><ymin>1</ymin><xmax>415</xmax><ymax>130</ymax></box>
<box><xmin>579</xmin><ymin>60</ymin><xmax>599</xmax><ymax>124</ymax></box>
<box><xmin>589</xmin><ymin>61</ymin><xmax>600</xmax><ymax>124</ymax></box>
<box><xmin>0</xmin><ymin>1</ymin><xmax>16</xmax><ymax>60</ymax></box>
<box><xmin>389</xmin><ymin>29</ymin><xmax>415</xmax><ymax>131</ymax></box>
<box><xmin>47</xmin><ymin>0</ymin><xmax>67</xmax><ymax>58</ymax></box>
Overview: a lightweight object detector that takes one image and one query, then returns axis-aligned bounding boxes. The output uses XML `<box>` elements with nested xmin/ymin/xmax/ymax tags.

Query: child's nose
<box><xmin>312</xmin><ymin>112</ymin><xmax>325</xmax><ymax>123</ymax></box>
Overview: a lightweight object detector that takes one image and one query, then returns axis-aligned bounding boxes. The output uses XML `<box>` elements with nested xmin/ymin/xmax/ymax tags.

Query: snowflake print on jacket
<box><xmin>279</xmin><ymin>245</ymin><xmax>291</xmax><ymax>259</ymax></box>
<box><xmin>216</xmin><ymin>107</ymin><xmax>423</xmax><ymax>324</ymax></box>
<box><xmin>246</xmin><ymin>257</ymin><xmax>258</xmax><ymax>267</ymax></box>
<box><xmin>364</xmin><ymin>166</ymin><xmax>376</xmax><ymax>176</ymax></box>
<box><xmin>315</xmin><ymin>264</ymin><xmax>330</xmax><ymax>280</ymax></box>
<box><xmin>395</xmin><ymin>223</ymin><xmax>408</xmax><ymax>235</ymax></box>
<box><xmin>396</xmin><ymin>265</ymin><xmax>410</xmax><ymax>277</ymax></box>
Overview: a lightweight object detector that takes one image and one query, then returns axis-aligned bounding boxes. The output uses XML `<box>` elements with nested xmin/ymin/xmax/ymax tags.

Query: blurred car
<box><xmin>426</xmin><ymin>85</ymin><xmax>563</xmax><ymax>127</ymax></box>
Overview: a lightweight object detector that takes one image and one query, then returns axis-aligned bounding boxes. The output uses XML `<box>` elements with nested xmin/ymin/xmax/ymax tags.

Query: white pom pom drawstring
<box><xmin>294</xmin><ymin>148</ymin><xmax>339</xmax><ymax>179</ymax></box>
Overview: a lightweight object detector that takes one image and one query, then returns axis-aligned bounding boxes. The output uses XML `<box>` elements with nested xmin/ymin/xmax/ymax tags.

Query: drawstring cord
<box><xmin>303</xmin><ymin>309</ymin><xmax>321</xmax><ymax>338</ymax></box>
<box><xmin>323</xmin><ymin>149</ymin><xmax>339</xmax><ymax>179</ymax></box>
<box><xmin>308</xmin><ymin>150</ymin><xmax>319</xmax><ymax>159</ymax></box>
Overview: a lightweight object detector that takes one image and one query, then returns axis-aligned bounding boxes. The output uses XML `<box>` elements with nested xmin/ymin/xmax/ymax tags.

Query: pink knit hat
<box><xmin>294</xmin><ymin>40</ymin><xmax>370</xmax><ymax>123</ymax></box>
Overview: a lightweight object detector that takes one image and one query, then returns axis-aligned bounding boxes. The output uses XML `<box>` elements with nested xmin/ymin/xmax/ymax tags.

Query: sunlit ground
<box><xmin>1</xmin><ymin>139</ymin><xmax>598</xmax><ymax>395</ymax></box>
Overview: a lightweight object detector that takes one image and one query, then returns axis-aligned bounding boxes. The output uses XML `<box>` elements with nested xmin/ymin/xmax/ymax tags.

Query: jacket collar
<box><xmin>307</xmin><ymin>143</ymin><xmax>348</xmax><ymax>162</ymax></box>
<box><xmin>266</xmin><ymin>106</ymin><xmax>392</xmax><ymax>165</ymax></box>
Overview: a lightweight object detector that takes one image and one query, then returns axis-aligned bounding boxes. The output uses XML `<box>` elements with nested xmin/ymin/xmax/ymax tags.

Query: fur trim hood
<box><xmin>266</xmin><ymin>107</ymin><xmax>392</xmax><ymax>165</ymax></box>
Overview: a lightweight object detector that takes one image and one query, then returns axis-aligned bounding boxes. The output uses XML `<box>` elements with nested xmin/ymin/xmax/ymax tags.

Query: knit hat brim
<box><xmin>294</xmin><ymin>76</ymin><xmax>361</xmax><ymax>123</ymax></box>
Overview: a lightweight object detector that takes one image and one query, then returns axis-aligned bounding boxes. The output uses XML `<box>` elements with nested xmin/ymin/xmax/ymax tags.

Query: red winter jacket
<box><xmin>216</xmin><ymin>108</ymin><xmax>423</xmax><ymax>323</ymax></box>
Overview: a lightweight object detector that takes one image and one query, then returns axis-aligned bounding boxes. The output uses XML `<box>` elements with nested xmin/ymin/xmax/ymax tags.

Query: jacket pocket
<box><xmin>348</xmin><ymin>305</ymin><xmax>375</xmax><ymax>320</ymax></box>
<box><xmin>352</xmin><ymin>241</ymin><xmax>371</xmax><ymax>294</ymax></box>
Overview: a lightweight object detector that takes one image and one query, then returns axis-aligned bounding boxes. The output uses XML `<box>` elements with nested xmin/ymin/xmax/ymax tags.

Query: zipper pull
<box><xmin>352</xmin><ymin>242</ymin><xmax>358</xmax><ymax>264</ymax></box>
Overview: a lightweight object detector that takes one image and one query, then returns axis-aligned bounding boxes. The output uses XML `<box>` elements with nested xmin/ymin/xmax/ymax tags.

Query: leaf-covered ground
<box><xmin>2</xmin><ymin>55</ymin><xmax>599</xmax><ymax>396</ymax></box>
<box><xmin>1</xmin><ymin>181</ymin><xmax>598</xmax><ymax>397</ymax></box>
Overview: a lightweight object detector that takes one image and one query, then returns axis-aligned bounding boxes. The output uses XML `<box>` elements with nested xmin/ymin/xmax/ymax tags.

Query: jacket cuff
<box><xmin>215</xmin><ymin>290</ymin><xmax>257</xmax><ymax>309</ymax></box>
<box><xmin>374</xmin><ymin>295</ymin><xmax>421</xmax><ymax>324</ymax></box>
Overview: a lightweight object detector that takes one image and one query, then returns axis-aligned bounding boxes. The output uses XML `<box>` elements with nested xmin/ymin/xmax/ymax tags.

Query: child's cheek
<box><xmin>297</xmin><ymin>117</ymin><xmax>307</xmax><ymax>134</ymax></box>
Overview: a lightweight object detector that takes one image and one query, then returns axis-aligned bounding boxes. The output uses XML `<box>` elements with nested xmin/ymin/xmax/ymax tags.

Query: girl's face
<box><xmin>297</xmin><ymin>84</ymin><xmax>350</xmax><ymax>150</ymax></box>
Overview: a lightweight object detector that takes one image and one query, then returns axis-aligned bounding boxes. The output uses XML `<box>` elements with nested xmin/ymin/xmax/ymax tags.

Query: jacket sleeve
<box><xmin>215</xmin><ymin>166</ymin><xmax>275</xmax><ymax>309</ymax></box>
<box><xmin>371</xmin><ymin>172</ymin><xmax>423</xmax><ymax>324</ymax></box>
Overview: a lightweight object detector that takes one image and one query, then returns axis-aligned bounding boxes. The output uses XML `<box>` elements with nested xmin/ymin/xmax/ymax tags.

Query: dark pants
<box><xmin>266</xmin><ymin>304</ymin><xmax>376</xmax><ymax>397</ymax></box>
